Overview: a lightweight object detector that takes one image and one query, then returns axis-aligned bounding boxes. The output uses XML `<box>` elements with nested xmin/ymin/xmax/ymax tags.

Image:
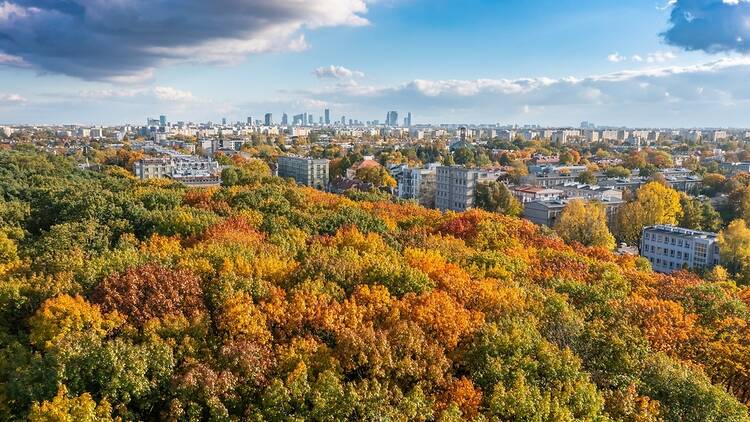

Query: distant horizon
<box><xmin>2</xmin><ymin>1</ymin><xmax>750</xmax><ymax>126</ymax></box>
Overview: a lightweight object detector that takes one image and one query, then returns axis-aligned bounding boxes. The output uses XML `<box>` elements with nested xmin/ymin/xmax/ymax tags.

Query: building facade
<box><xmin>435</xmin><ymin>166</ymin><xmax>505</xmax><ymax>211</ymax></box>
<box><xmin>398</xmin><ymin>163</ymin><xmax>438</xmax><ymax>208</ymax></box>
<box><xmin>277</xmin><ymin>155</ymin><xmax>330</xmax><ymax>190</ymax></box>
<box><xmin>640</xmin><ymin>225</ymin><xmax>720</xmax><ymax>273</ymax></box>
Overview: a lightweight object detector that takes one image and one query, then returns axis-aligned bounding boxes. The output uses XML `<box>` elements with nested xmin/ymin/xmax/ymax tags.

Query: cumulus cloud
<box><xmin>607</xmin><ymin>52</ymin><xmax>627</xmax><ymax>62</ymax></box>
<box><xmin>663</xmin><ymin>0</ymin><xmax>750</xmax><ymax>53</ymax></box>
<box><xmin>288</xmin><ymin>57</ymin><xmax>750</xmax><ymax>124</ymax></box>
<box><xmin>153</xmin><ymin>86</ymin><xmax>194</xmax><ymax>102</ymax></box>
<box><xmin>0</xmin><ymin>0</ymin><xmax>371</xmax><ymax>81</ymax></box>
<box><xmin>314</xmin><ymin>65</ymin><xmax>365</xmax><ymax>79</ymax></box>
<box><xmin>610</xmin><ymin>51</ymin><xmax>677</xmax><ymax>63</ymax></box>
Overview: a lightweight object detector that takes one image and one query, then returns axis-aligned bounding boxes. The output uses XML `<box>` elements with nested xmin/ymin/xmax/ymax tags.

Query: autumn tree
<box><xmin>555</xmin><ymin>199</ymin><xmax>616</xmax><ymax>249</ymax></box>
<box><xmin>475</xmin><ymin>181</ymin><xmax>522</xmax><ymax>217</ymax></box>
<box><xmin>91</xmin><ymin>264</ymin><xmax>206</xmax><ymax>326</ymax></box>
<box><xmin>718</xmin><ymin>219</ymin><xmax>750</xmax><ymax>284</ymax></box>
<box><xmin>576</xmin><ymin>170</ymin><xmax>597</xmax><ymax>185</ymax></box>
<box><xmin>616</xmin><ymin>182</ymin><xmax>682</xmax><ymax>245</ymax></box>
<box><xmin>355</xmin><ymin>166</ymin><xmax>397</xmax><ymax>189</ymax></box>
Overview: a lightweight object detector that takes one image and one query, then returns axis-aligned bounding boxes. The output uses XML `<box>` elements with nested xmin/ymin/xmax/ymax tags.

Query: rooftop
<box><xmin>643</xmin><ymin>224</ymin><xmax>718</xmax><ymax>240</ymax></box>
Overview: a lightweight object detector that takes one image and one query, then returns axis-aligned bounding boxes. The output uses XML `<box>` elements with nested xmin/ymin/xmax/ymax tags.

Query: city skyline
<box><xmin>1</xmin><ymin>0</ymin><xmax>750</xmax><ymax>126</ymax></box>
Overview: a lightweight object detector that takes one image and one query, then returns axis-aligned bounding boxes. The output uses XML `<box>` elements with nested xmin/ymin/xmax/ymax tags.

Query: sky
<box><xmin>1</xmin><ymin>0</ymin><xmax>750</xmax><ymax>127</ymax></box>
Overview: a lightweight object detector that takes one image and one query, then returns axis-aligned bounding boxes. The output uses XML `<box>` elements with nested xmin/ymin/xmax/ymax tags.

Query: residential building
<box><xmin>720</xmin><ymin>161</ymin><xmax>750</xmax><ymax>176</ymax></box>
<box><xmin>640</xmin><ymin>225</ymin><xmax>721</xmax><ymax>273</ymax></box>
<box><xmin>135</xmin><ymin>158</ymin><xmax>173</xmax><ymax>179</ymax></box>
<box><xmin>523</xmin><ymin>198</ymin><xmax>623</xmax><ymax>228</ymax></box>
<box><xmin>277</xmin><ymin>155</ymin><xmax>330</xmax><ymax>190</ymax></box>
<box><xmin>435</xmin><ymin>166</ymin><xmax>505</xmax><ymax>211</ymax></box>
<box><xmin>559</xmin><ymin>183</ymin><xmax>623</xmax><ymax>201</ymax></box>
<box><xmin>512</xmin><ymin>186</ymin><xmax>563</xmax><ymax>203</ymax></box>
<box><xmin>398</xmin><ymin>163</ymin><xmax>438</xmax><ymax>207</ymax></box>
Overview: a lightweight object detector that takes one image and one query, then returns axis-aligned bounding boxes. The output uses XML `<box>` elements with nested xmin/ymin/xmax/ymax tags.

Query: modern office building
<box><xmin>246</xmin><ymin>116</ymin><xmax>252</xmax><ymax>125</ymax></box>
<box><xmin>281</xmin><ymin>113</ymin><xmax>288</xmax><ymax>126</ymax></box>
<box><xmin>325</xmin><ymin>109</ymin><xmax>331</xmax><ymax>125</ymax></box>
<box><xmin>435</xmin><ymin>166</ymin><xmax>506</xmax><ymax>211</ymax></box>
<box><xmin>277</xmin><ymin>155</ymin><xmax>330</xmax><ymax>190</ymax></box>
<box><xmin>640</xmin><ymin>225</ymin><xmax>721</xmax><ymax>273</ymax></box>
<box><xmin>386</xmin><ymin>111</ymin><xmax>399</xmax><ymax>127</ymax></box>
<box><xmin>264</xmin><ymin>113</ymin><xmax>273</xmax><ymax>126</ymax></box>
<box><xmin>159</xmin><ymin>115</ymin><xmax>167</xmax><ymax>127</ymax></box>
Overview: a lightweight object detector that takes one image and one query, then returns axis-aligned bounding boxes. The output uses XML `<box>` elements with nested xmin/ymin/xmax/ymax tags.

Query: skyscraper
<box><xmin>324</xmin><ymin>109</ymin><xmax>331</xmax><ymax>125</ymax></box>
<box><xmin>341</xmin><ymin>116</ymin><xmax>346</xmax><ymax>125</ymax></box>
<box><xmin>246</xmin><ymin>116</ymin><xmax>252</xmax><ymax>125</ymax></box>
<box><xmin>159</xmin><ymin>115</ymin><xmax>167</xmax><ymax>127</ymax></box>
<box><xmin>222</xmin><ymin>117</ymin><xmax>227</xmax><ymax>125</ymax></box>
<box><xmin>386</xmin><ymin>111</ymin><xmax>398</xmax><ymax>127</ymax></box>
<box><xmin>405</xmin><ymin>112</ymin><xmax>412</xmax><ymax>127</ymax></box>
<box><xmin>308</xmin><ymin>114</ymin><xmax>313</xmax><ymax>125</ymax></box>
<box><xmin>264</xmin><ymin>113</ymin><xmax>272</xmax><ymax>126</ymax></box>
<box><xmin>281</xmin><ymin>113</ymin><xmax>288</xmax><ymax>125</ymax></box>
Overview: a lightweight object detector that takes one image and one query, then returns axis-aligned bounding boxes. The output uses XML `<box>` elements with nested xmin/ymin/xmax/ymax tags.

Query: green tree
<box><xmin>575</xmin><ymin>170</ymin><xmax>598</xmax><ymax>185</ymax></box>
<box><xmin>475</xmin><ymin>181</ymin><xmax>523</xmax><ymax>216</ymax></box>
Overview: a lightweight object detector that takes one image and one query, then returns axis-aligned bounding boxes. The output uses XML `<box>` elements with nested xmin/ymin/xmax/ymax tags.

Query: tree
<box><xmin>221</xmin><ymin>158</ymin><xmax>272</xmax><ymax>186</ymax></box>
<box><xmin>604</xmin><ymin>166</ymin><xmax>631</xmax><ymax>178</ymax></box>
<box><xmin>718</xmin><ymin>219</ymin><xmax>750</xmax><ymax>283</ymax></box>
<box><xmin>508</xmin><ymin>160</ymin><xmax>528</xmax><ymax>184</ymax></box>
<box><xmin>29</xmin><ymin>386</ymin><xmax>115</xmax><ymax>422</ymax></box>
<box><xmin>679</xmin><ymin>194</ymin><xmax>704</xmax><ymax>231</ymax></box>
<box><xmin>554</xmin><ymin>199</ymin><xmax>616</xmax><ymax>249</ymax></box>
<box><xmin>616</xmin><ymin>182</ymin><xmax>682</xmax><ymax>245</ymax></box>
<box><xmin>91</xmin><ymin>264</ymin><xmax>206</xmax><ymax>326</ymax></box>
<box><xmin>355</xmin><ymin>166</ymin><xmax>397</xmax><ymax>189</ymax></box>
<box><xmin>475</xmin><ymin>181</ymin><xmax>522</xmax><ymax>216</ymax></box>
<box><xmin>575</xmin><ymin>170</ymin><xmax>597</xmax><ymax>185</ymax></box>
<box><xmin>453</xmin><ymin>147</ymin><xmax>475</xmax><ymax>166</ymax></box>
<box><xmin>702</xmin><ymin>173</ymin><xmax>726</xmax><ymax>196</ymax></box>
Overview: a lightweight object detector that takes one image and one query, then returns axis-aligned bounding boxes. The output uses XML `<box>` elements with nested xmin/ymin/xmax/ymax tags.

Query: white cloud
<box><xmin>0</xmin><ymin>93</ymin><xmax>25</xmax><ymax>102</ymax></box>
<box><xmin>153</xmin><ymin>86</ymin><xmax>194</xmax><ymax>102</ymax></box>
<box><xmin>314</xmin><ymin>65</ymin><xmax>365</xmax><ymax>79</ymax></box>
<box><xmin>646</xmin><ymin>51</ymin><xmax>677</xmax><ymax>63</ymax></box>
<box><xmin>607</xmin><ymin>52</ymin><xmax>627</xmax><ymax>62</ymax></box>
<box><xmin>285</xmin><ymin>57</ymin><xmax>750</xmax><ymax>125</ymax></box>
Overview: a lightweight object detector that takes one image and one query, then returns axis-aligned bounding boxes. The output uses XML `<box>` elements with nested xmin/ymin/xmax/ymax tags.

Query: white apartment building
<box><xmin>640</xmin><ymin>225</ymin><xmax>720</xmax><ymax>273</ymax></box>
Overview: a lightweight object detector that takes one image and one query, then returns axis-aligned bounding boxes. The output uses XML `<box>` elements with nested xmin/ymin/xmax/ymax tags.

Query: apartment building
<box><xmin>398</xmin><ymin>163</ymin><xmax>438</xmax><ymax>208</ymax></box>
<box><xmin>435</xmin><ymin>166</ymin><xmax>505</xmax><ymax>211</ymax></box>
<box><xmin>277</xmin><ymin>155</ymin><xmax>330</xmax><ymax>190</ymax></box>
<box><xmin>523</xmin><ymin>198</ymin><xmax>623</xmax><ymax>228</ymax></box>
<box><xmin>512</xmin><ymin>186</ymin><xmax>563</xmax><ymax>203</ymax></box>
<box><xmin>640</xmin><ymin>225</ymin><xmax>720</xmax><ymax>273</ymax></box>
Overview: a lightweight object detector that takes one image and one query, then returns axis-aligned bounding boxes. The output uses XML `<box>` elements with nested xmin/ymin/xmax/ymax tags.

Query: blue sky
<box><xmin>1</xmin><ymin>0</ymin><xmax>749</xmax><ymax>127</ymax></box>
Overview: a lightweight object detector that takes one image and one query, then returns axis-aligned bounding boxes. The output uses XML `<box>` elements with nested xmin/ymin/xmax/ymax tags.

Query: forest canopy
<box><xmin>0</xmin><ymin>149</ymin><xmax>749</xmax><ymax>421</ymax></box>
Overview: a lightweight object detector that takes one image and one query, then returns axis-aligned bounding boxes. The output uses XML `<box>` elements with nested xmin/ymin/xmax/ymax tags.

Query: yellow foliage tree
<box><xmin>554</xmin><ymin>199</ymin><xmax>616</xmax><ymax>250</ymax></box>
<box><xmin>718</xmin><ymin>219</ymin><xmax>750</xmax><ymax>283</ymax></box>
<box><xmin>29</xmin><ymin>386</ymin><xmax>114</xmax><ymax>422</ymax></box>
<box><xmin>29</xmin><ymin>295</ymin><xmax>122</xmax><ymax>350</ymax></box>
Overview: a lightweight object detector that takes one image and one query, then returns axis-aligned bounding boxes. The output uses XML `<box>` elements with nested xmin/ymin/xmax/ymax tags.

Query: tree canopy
<box><xmin>0</xmin><ymin>149</ymin><xmax>748</xmax><ymax>421</ymax></box>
